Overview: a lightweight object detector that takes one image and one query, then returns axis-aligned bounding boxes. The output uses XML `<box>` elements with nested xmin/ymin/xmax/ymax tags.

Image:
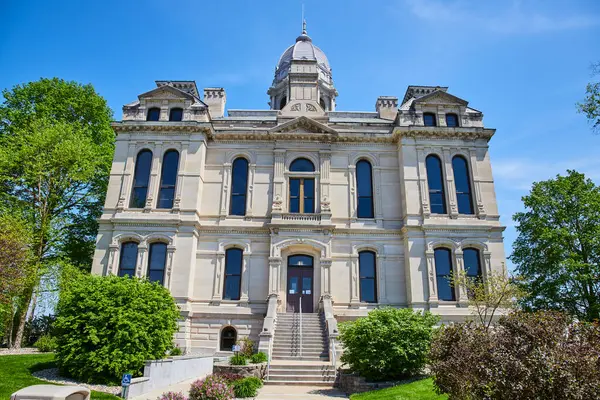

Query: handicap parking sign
<box><xmin>121</xmin><ymin>373</ymin><xmax>132</xmax><ymax>387</ymax></box>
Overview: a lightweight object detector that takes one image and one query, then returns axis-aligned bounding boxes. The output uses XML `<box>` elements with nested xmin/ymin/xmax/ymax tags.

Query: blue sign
<box><xmin>232</xmin><ymin>345</ymin><xmax>241</xmax><ymax>352</ymax></box>
<box><xmin>121</xmin><ymin>373</ymin><xmax>132</xmax><ymax>387</ymax></box>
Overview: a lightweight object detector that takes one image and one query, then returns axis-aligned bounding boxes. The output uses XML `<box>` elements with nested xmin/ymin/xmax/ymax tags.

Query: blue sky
<box><xmin>1</xmin><ymin>0</ymin><xmax>600</xmax><ymax>269</ymax></box>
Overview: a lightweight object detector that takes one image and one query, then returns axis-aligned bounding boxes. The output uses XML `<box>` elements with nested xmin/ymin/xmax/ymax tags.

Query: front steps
<box><xmin>266</xmin><ymin>312</ymin><xmax>335</xmax><ymax>386</ymax></box>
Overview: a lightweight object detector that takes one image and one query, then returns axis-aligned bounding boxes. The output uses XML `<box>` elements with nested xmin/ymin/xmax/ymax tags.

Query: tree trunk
<box><xmin>28</xmin><ymin>290</ymin><xmax>38</xmax><ymax>323</ymax></box>
<box><xmin>10</xmin><ymin>286</ymin><xmax>33</xmax><ymax>349</ymax></box>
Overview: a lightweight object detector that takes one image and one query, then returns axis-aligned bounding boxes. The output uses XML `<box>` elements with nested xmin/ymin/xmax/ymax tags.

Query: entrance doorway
<box><xmin>286</xmin><ymin>255</ymin><xmax>314</xmax><ymax>313</ymax></box>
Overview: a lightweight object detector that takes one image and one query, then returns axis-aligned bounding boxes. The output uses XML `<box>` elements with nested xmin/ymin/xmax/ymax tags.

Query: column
<box><xmin>348</xmin><ymin>164</ymin><xmax>357</xmax><ymax>222</ymax></box>
<box><xmin>443</xmin><ymin>148</ymin><xmax>458</xmax><ymax>218</ymax></box>
<box><xmin>117</xmin><ymin>143</ymin><xmax>136</xmax><ymax>212</ymax></box>
<box><xmin>321</xmin><ymin>258</ymin><xmax>332</xmax><ymax>296</ymax></box>
<box><xmin>377</xmin><ymin>254</ymin><xmax>388</xmax><ymax>304</ymax></box>
<box><xmin>320</xmin><ymin>151</ymin><xmax>332</xmax><ymax>222</ymax></box>
<box><xmin>173</xmin><ymin>143</ymin><xmax>188</xmax><ymax>212</ymax></box>
<box><xmin>425</xmin><ymin>250</ymin><xmax>438</xmax><ymax>305</ymax></box>
<box><xmin>107</xmin><ymin>243</ymin><xmax>120</xmax><ymax>275</ymax></box>
<box><xmin>240</xmin><ymin>251</ymin><xmax>251</xmax><ymax>302</ymax></box>
<box><xmin>483</xmin><ymin>251</ymin><xmax>492</xmax><ymax>278</ymax></box>
<box><xmin>272</xmin><ymin>150</ymin><xmax>286</xmax><ymax>215</ymax></box>
<box><xmin>374</xmin><ymin>166</ymin><xmax>384</xmax><ymax>226</ymax></box>
<box><xmin>246</xmin><ymin>163</ymin><xmax>256</xmax><ymax>218</ymax></box>
<box><xmin>469</xmin><ymin>148</ymin><xmax>487</xmax><ymax>219</ymax></box>
<box><xmin>349</xmin><ymin>254</ymin><xmax>360</xmax><ymax>305</ymax></box>
<box><xmin>136</xmin><ymin>244</ymin><xmax>148</xmax><ymax>278</ymax></box>
<box><xmin>212</xmin><ymin>251</ymin><xmax>225</xmax><ymax>302</ymax></box>
<box><xmin>219</xmin><ymin>163</ymin><xmax>232</xmax><ymax>219</ymax></box>
<box><xmin>416</xmin><ymin>147</ymin><xmax>431</xmax><ymax>218</ymax></box>
<box><xmin>165</xmin><ymin>245</ymin><xmax>176</xmax><ymax>289</ymax></box>
<box><xmin>455</xmin><ymin>250</ymin><xmax>469</xmax><ymax>304</ymax></box>
<box><xmin>268</xmin><ymin>257</ymin><xmax>282</xmax><ymax>295</ymax></box>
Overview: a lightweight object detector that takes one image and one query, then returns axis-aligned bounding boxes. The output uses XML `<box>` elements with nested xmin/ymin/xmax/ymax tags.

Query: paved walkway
<box><xmin>131</xmin><ymin>379</ymin><xmax>349</xmax><ymax>400</ymax></box>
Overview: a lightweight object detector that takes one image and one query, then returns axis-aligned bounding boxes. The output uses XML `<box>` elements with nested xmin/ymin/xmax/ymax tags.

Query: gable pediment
<box><xmin>138</xmin><ymin>85</ymin><xmax>196</xmax><ymax>101</ymax></box>
<box><xmin>414</xmin><ymin>90</ymin><xmax>468</xmax><ymax>107</ymax></box>
<box><xmin>270</xmin><ymin>116</ymin><xmax>338</xmax><ymax>135</ymax></box>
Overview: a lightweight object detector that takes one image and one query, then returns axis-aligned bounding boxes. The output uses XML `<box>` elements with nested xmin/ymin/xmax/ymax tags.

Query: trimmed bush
<box><xmin>189</xmin><ymin>374</ymin><xmax>233</xmax><ymax>400</ymax></box>
<box><xmin>34</xmin><ymin>334</ymin><xmax>57</xmax><ymax>352</ymax></box>
<box><xmin>250</xmin><ymin>352</ymin><xmax>267</xmax><ymax>363</ymax></box>
<box><xmin>158</xmin><ymin>391</ymin><xmax>187</xmax><ymax>400</ymax></box>
<box><xmin>429</xmin><ymin>311</ymin><xmax>600</xmax><ymax>399</ymax></box>
<box><xmin>54</xmin><ymin>274</ymin><xmax>180</xmax><ymax>384</ymax></box>
<box><xmin>232</xmin><ymin>376</ymin><xmax>263</xmax><ymax>398</ymax></box>
<box><xmin>169</xmin><ymin>345</ymin><xmax>183</xmax><ymax>356</ymax></box>
<box><xmin>339</xmin><ymin>307</ymin><xmax>439</xmax><ymax>381</ymax></box>
<box><xmin>229</xmin><ymin>353</ymin><xmax>247</xmax><ymax>365</ymax></box>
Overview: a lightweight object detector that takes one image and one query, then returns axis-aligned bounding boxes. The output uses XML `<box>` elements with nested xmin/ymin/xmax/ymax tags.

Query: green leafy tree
<box><xmin>0</xmin><ymin>78</ymin><xmax>114</xmax><ymax>347</ymax></box>
<box><xmin>512</xmin><ymin>170</ymin><xmax>600</xmax><ymax>322</ymax></box>
<box><xmin>578</xmin><ymin>62</ymin><xmax>600</xmax><ymax>133</ymax></box>
<box><xmin>54</xmin><ymin>274</ymin><xmax>180</xmax><ymax>384</ymax></box>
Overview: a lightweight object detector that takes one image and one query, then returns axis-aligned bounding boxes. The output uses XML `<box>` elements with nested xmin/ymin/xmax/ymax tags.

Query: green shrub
<box><xmin>250</xmin><ymin>352</ymin><xmax>267</xmax><ymax>363</ymax></box>
<box><xmin>54</xmin><ymin>274</ymin><xmax>180</xmax><ymax>384</ymax></box>
<box><xmin>429</xmin><ymin>311</ymin><xmax>600</xmax><ymax>399</ymax></box>
<box><xmin>34</xmin><ymin>334</ymin><xmax>57</xmax><ymax>352</ymax></box>
<box><xmin>232</xmin><ymin>376</ymin><xmax>263</xmax><ymax>398</ymax></box>
<box><xmin>169</xmin><ymin>345</ymin><xmax>183</xmax><ymax>356</ymax></box>
<box><xmin>229</xmin><ymin>353</ymin><xmax>247</xmax><ymax>365</ymax></box>
<box><xmin>339</xmin><ymin>307</ymin><xmax>439</xmax><ymax>381</ymax></box>
<box><xmin>237</xmin><ymin>337</ymin><xmax>254</xmax><ymax>357</ymax></box>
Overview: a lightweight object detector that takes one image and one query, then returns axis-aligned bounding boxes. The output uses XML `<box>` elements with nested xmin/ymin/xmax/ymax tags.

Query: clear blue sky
<box><xmin>2</xmin><ymin>0</ymin><xmax>600</xmax><ymax>268</ymax></box>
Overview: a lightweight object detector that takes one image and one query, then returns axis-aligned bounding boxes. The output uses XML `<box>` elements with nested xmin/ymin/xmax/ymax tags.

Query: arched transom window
<box><xmin>220</xmin><ymin>326</ymin><xmax>237</xmax><ymax>351</ymax></box>
<box><xmin>289</xmin><ymin>158</ymin><xmax>315</xmax><ymax>214</ymax></box>
<box><xmin>130</xmin><ymin>150</ymin><xmax>153</xmax><ymax>208</ymax></box>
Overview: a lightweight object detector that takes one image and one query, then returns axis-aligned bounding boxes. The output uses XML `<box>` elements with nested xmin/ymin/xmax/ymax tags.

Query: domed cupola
<box><xmin>268</xmin><ymin>21</ymin><xmax>338</xmax><ymax>112</ymax></box>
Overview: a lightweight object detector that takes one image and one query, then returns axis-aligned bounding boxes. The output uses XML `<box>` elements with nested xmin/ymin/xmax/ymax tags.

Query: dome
<box><xmin>274</xmin><ymin>24</ymin><xmax>332</xmax><ymax>84</ymax></box>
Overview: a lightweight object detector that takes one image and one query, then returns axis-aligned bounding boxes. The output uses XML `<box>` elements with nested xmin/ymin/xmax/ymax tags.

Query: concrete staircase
<box><xmin>266</xmin><ymin>312</ymin><xmax>336</xmax><ymax>386</ymax></box>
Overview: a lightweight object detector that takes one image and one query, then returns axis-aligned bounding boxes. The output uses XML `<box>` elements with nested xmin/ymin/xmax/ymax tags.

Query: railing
<box><xmin>330</xmin><ymin>338</ymin><xmax>336</xmax><ymax>367</ymax></box>
<box><xmin>281</xmin><ymin>213</ymin><xmax>321</xmax><ymax>223</ymax></box>
<box><xmin>266</xmin><ymin>335</ymin><xmax>272</xmax><ymax>382</ymax></box>
<box><xmin>299</xmin><ymin>295</ymin><xmax>303</xmax><ymax>358</ymax></box>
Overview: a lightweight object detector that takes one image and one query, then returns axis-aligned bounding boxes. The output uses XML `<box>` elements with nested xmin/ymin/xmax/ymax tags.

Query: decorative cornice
<box><xmin>394</xmin><ymin>126</ymin><xmax>495</xmax><ymax>141</ymax></box>
<box><xmin>112</xmin><ymin>122</ymin><xmax>213</xmax><ymax>136</ymax></box>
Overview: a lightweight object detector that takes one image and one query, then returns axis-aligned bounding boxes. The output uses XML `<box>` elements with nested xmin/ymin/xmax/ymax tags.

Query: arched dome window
<box><xmin>290</xmin><ymin>158</ymin><xmax>315</xmax><ymax>172</ymax></box>
<box><xmin>220</xmin><ymin>326</ymin><xmax>237</xmax><ymax>351</ymax></box>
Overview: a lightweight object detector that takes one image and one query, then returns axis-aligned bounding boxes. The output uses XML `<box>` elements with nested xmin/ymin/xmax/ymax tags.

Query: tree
<box><xmin>512</xmin><ymin>170</ymin><xmax>600</xmax><ymax>322</ymax></box>
<box><xmin>578</xmin><ymin>62</ymin><xmax>600</xmax><ymax>133</ymax></box>
<box><xmin>452</xmin><ymin>269</ymin><xmax>524</xmax><ymax>330</ymax></box>
<box><xmin>0</xmin><ymin>78</ymin><xmax>114</xmax><ymax>347</ymax></box>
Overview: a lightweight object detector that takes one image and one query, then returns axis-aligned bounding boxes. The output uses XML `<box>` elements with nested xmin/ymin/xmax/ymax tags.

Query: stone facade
<box><xmin>91</xmin><ymin>25</ymin><xmax>506</xmax><ymax>353</ymax></box>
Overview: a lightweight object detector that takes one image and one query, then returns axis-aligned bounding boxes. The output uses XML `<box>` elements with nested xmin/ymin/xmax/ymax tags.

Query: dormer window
<box><xmin>446</xmin><ymin>113</ymin><xmax>459</xmax><ymax>127</ymax></box>
<box><xmin>147</xmin><ymin>107</ymin><xmax>160</xmax><ymax>121</ymax></box>
<box><xmin>423</xmin><ymin>112</ymin><xmax>437</xmax><ymax>127</ymax></box>
<box><xmin>169</xmin><ymin>108</ymin><xmax>183</xmax><ymax>121</ymax></box>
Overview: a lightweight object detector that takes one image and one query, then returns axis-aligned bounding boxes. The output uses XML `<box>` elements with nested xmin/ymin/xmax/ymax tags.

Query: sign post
<box><xmin>121</xmin><ymin>373</ymin><xmax>132</xmax><ymax>399</ymax></box>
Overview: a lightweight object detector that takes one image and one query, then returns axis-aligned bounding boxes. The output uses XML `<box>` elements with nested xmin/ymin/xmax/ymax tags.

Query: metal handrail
<box><xmin>299</xmin><ymin>295</ymin><xmax>303</xmax><ymax>358</ymax></box>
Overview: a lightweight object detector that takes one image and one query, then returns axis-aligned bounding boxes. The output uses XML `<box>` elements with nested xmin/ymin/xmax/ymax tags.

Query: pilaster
<box><xmin>136</xmin><ymin>244</ymin><xmax>148</xmax><ymax>278</ymax></box>
<box><xmin>426</xmin><ymin>249</ymin><xmax>439</xmax><ymax>306</ymax></box>
<box><xmin>219</xmin><ymin>163</ymin><xmax>232</xmax><ymax>219</ymax></box>
<box><xmin>469</xmin><ymin>148</ymin><xmax>487</xmax><ymax>219</ymax></box>
<box><xmin>146</xmin><ymin>142</ymin><xmax>163</xmax><ymax>212</ymax></box>
<box><xmin>349</xmin><ymin>254</ymin><xmax>360</xmax><ymax>306</ymax></box>
<box><xmin>117</xmin><ymin>142</ymin><xmax>136</xmax><ymax>212</ymax></box>
<box><xmin>443</xmin><ymin>147</ymin><xmax>458</xmax><ymax>218</ymax></box>
<box><xmin>211</xmin><ymin>251</ymin><xmax>225</xmax><ymax>303</ymax></box>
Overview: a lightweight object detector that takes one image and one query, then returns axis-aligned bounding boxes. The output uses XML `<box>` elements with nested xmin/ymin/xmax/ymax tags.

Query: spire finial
<box><xmin>301</xmin><ymin>4</ymin><xmax>307</xmax><ymax>34</ymax></box>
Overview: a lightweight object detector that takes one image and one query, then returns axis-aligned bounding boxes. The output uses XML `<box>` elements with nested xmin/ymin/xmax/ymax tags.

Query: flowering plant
<box><xmin>189</xmin><ymin>374</ymin><xmax>234</xmax><ymax>400</ymax></box>
<box><xmin>215</xmin><ymin>372</ymin><xmax>244</xmax><ymax>383</ymax></box>
<box><xmin>158</xmin><ymin>391</ymin><xmax>187</xmax><ymax>400</ymax></box>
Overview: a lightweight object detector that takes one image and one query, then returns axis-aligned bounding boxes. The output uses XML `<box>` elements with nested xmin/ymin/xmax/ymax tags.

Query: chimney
<box><xmin>376</xmin><ymin>96</ymin><xmax>398</xmax><ymax>120</ymax></box>
<box><xmin>203</xmin><ymin>88</ymin><xmax>226</xmax><ymax>118</ymax></box>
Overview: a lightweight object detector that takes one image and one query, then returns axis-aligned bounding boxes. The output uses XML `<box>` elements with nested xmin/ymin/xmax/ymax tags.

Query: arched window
<box><xmin>118</xmin><ymin>242</ymin><xmax>138</xmax><ymax>277</ymax></box>
<box><xmin>220</xmin><ymin>326</ymin><xmax>237</xmax><ymax>351</ymax></box>
<box><xmin>426</xmin><ymin>155</ymin><xmax>447</xmax><ymax>214</ymax></box>
<box><xmin>463</xmin><ymin>248</ymin><xmax>482</xmax><ymax>280</ymax></box>
<box><xmin>452</xmin><ymin>156</ymin><xmax>474</xmax><ymax>214</ymax></box>
<box><xmin>289</xmin><ymin>158</ymin><xmax>315</xmax><ymax>214</ymax></box>
<box><xmin>169</xmin><ymin>108</ymin><xmax>183</xmax><ymax>121</ymax></box>
<box><xmin>356</xmin><ymin>160</ymin><xmax>374</xmax><ymax>218</ymax></box>
<box><xmin>280</xmin><ymin>96</ymin><xmax>287</xmax><ymax>110</ymax></box>
<box><xmin>147</xmin><ymin>242</ymin><xmax>167</xmax><ymax>285</ymax></box>
<box><xmin>147</xmin><ymin>107</ymin><xmax>160</xmax><ymax>121</ymax></box>
<box><xmin>320</xmin><ymin>98</ymin><xmax>327</xmax><ymax>111</ymax></box>
<box><xmin>157</xmin><ymin>150</ymin><xmax>180</xmax><ymax>209</ymax></box>
<box><xmin>223</xmin><ymin>248</ymin><xmax>243</xmax><ymax>300</ymax></box>
<box><xmin>229</xmin><ymin>158</ymin><xmax>249</xmax><ymax>216</ymax></box>
<box><xmin>423</xmin><ymin>112</ymin><xmax>437</xmax><ymax>127</ymax></box>
<box><xmin>359</xmin><ymin>251</ymin><xmax>377</xmax><ymax>303</ymax></box>
<box><xmin>130</xmin><ymin>150</ymin><xmax>153</xmax><ymax>208</ymax></box>
<box><xmin>434</xmin><ymin>248</ymin><xmax>455</xmax><ymax>301</ymax></box>
<box><xmin>446</xmin><ymin>113</ymin><xmax>459</xmax><ymax>127</ymax></box>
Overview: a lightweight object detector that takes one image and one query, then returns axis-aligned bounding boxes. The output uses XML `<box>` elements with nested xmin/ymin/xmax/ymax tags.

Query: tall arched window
<box><xmin>118</xmin><ymin>242</ymin><xmax>138</xmax><ymax>277</ymax></box>
<box><xmin>147</xmin><ymin>107</ymin><xmax>160</xmax><ymax>121</ymax></box>
<box><xmin>359</xmin><ymin>251</ymin><xmax>377</xmax><ymax>303</ymax></box>
<box><xmin>423</xmin><ymin>112</ymin><xmax>437</xmax><ymax>127</ymax></box>
<box><xmin>169</xmin><ymin>108</ymin><xmax>183</xmax><ymax>121</ymax></box>
<box><xmin>280</xmin><ymin>96</ymin><xmax>287</xmax><ymax>110</ymax></box>
<box><xmin>452</xmin><ymin>156</ymin><xmax>474</xmax><ymax>214</ymax></box>
<box><xmin>289</xmin><ymin>158</ymin><xmax>315</xmax><ymax>214</ymax></box>
<box><xmin>147</xmin><ymin>242</ymin><xmax>167</xmax><ymax>285</ymax></box>
<box><xmin>157</xmin><ymin>150</ymin><xmax>180</xmax><ymax>209</ymax></box>
<box><xmin>356</xmin><ymin>160</ymin><xmax>374</xmax><ymax>218</ymax></box>
<box><xmin>463</xmin><ymin>248</ymin><xmax>482</xmax><ymax>280</ymax></box>
<box><xmin>229</xmin><ymin>158</ymin><xmax>249</xmax><ymax>216</ymax></box>
<box><xmin>130</xmin><ymin>150</ymin><xmax>153</xmax><ymax>208</ymax></box>
<box><xmin>426</xmin><ymin>155</ymin><xmax>447</xmax><ymax>214</ymax></box>
<box><xmin>434</xmin><ymin>248</ymin><xmax>455</xmax><ymax>301</ymax></box>
<box><xmin>223</xmin><ymin>248</ymin><xmax>243</xmax><ymax>300</ymax></box>
<box><xmin>446</xmin><ymin>113</ymin><xmax>459</xmax><ymax>127</ymax></box>
<box><xmin>220</xmin><ymin>326</ymin><xmax>237</xmax><ymax>351</ymax></box>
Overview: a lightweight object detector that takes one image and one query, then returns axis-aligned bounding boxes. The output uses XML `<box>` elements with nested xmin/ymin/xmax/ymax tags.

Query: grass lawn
<box><xmin>350</xmin><ymin>378</ymin><xmax>448</xmax><ymax>400</ymax></box>
<box><xmin>0</xmin><ymin>354</ymin><xmax>119</xmax><ymax>400</ymax></box>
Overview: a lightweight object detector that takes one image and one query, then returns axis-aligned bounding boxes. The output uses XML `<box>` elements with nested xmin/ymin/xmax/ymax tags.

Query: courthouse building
<box><xmin>92</xmin><ymin>24</ymin><xmax>507</xmax><ymax>356</ymax></box>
